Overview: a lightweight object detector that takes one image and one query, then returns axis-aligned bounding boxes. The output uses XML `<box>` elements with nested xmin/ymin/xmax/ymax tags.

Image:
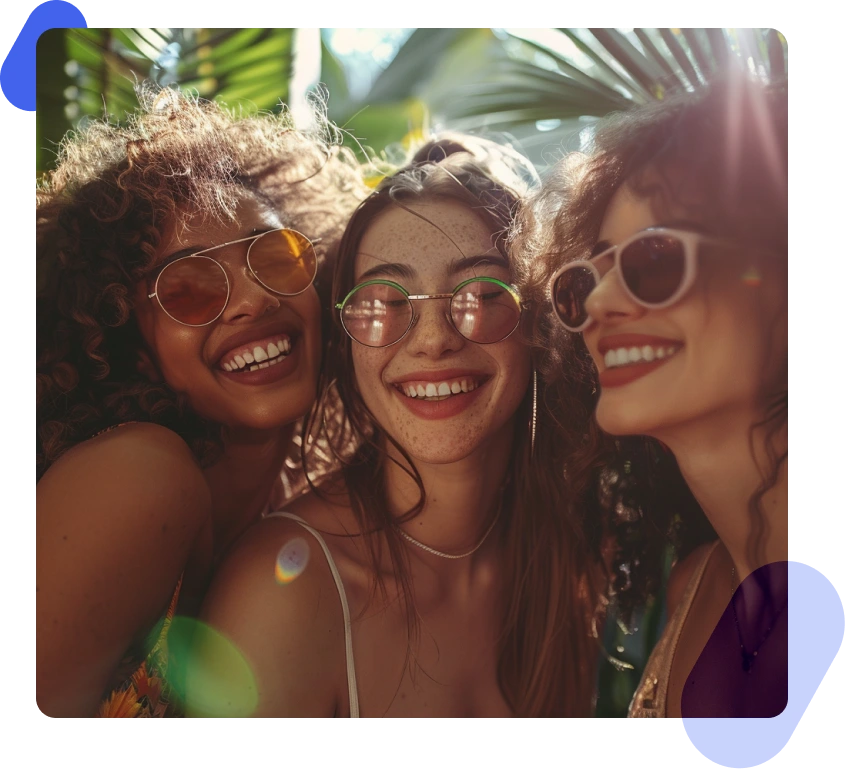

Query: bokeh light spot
<box><xmin>165</xmin><ymin>616</ymin><xmax>258</xmax><ymax>717</ymax></box>
<box><xmin>275</xmin><ymin>536</ymin><xmax>310</xmax><ymax>584</ymax></box>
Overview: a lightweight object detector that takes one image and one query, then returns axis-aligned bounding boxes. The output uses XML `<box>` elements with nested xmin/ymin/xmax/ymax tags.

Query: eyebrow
<box><xmin>356</xmin><ymin>253</ymin><xmax>508</xmax><ymax>283</ymax></box>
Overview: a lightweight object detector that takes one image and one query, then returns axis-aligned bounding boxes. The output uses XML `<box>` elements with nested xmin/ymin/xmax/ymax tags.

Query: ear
<box><xmin>136</xmin><ymin>348</ymin><xmax>163</xmax><ymax>383</ymax></box>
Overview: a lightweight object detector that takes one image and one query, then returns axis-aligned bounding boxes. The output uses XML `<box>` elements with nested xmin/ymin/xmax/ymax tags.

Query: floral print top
<box><xmin>96</xmin><ymin>576</ymin><xmax>183</xmax><ymax>718</ymax></box>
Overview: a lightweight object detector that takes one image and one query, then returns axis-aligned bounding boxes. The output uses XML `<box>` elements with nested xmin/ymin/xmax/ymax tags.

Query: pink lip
<box><xmin>395</xmin><ymin>382</ymin><xmax>486</xmax><ymax>420</ymax></box>
<box><xmin>389</xmin><ymin>368</ymin><xmax>490</xmax><ymax>386</ymax></box>
<box><xmin>217</xmin><ymin>337</ymin><xmax>303</xmax><ymax>386</ymax></box>
<box><xmin>596</xmin><ymin>333</ymin><xmax>682</xmax><ymax>355</ymax></box>
<box><xmin>211</xmin><ymin>321</ymin><xmax>300</xmax><ymax>366</ymax></box>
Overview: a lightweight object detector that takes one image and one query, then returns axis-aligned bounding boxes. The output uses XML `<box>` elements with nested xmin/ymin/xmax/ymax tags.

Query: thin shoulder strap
<box><xmin>266</xmin><ymin>511</ymin><xmax>360</xmax><ymax>718</ymax></box>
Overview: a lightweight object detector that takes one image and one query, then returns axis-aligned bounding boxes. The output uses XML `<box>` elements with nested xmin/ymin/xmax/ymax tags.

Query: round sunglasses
<box><xmin>147</xmin><ymin>228</ymin><xmax>319</xmax><ymax>327</ymax></box>
<box><xmin>549</xmin><ymin>227</ymin><xmax>728</xmax><ymax>332</ymax></box>
<box><xmin>335</xmin><ymin>276</ymin><xmax>525</xmax><ymax>348</ymax></box>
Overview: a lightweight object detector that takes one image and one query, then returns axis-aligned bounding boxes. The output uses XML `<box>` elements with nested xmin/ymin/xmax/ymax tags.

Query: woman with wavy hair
<box><xmin>195</xmin><ymin>135</ymin><xmax>607</xmax><ymax>717</ymax></box>
<box><xmin>36</xmin><ymin>85</ymin><xmax>366</xmax><ymax>717</ymax></box>
<box><xmin>516</xmin><ymin>72</ymin><xmax>787</xmax><ymax>717</ymax></box>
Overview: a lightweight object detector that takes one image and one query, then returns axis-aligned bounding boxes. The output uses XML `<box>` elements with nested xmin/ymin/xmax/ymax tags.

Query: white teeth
<box><xmin>254</xmin><ymin>346</ymin><xmax>268</xmax><ymax>362</ymax></box>
<box><xmin>281</xmin><ymin>339</ymin><xmax>290</xmax><ymax>352</ymax></box>
<box><xmin>243</xmin><ymin>351</ymin><xmax>255</xmax><ymax>364</ymax></box>
<box><xmin>451</xmin><ymin>382</ymin><xmax>461</xmax><ymax>394</ymax></box>
<box><xmin>437</xmin><ymin>382</ymin><xmax>450</xmax><ymax>396</ymax></box>
<box><xmin>249</xmin><ymin>364</ymin><xmax>259</xmax><ymax>371</ymax></box>
<box><xmin>223</xmin><ymin>362</ymin><xmax>233</xmax><ymax>372</ymax></box>
<box><xmin>259</xmin><ymin>362</ymin><xmax>269</xmax><ymax>369</ymax></box>
<box><xmin>604</xmin><ymin>344</ymin><xmax>680</xmax><ymax>369</ymax></box>
<box><xmin>234</xmin><ymin>355</ymin><xmax>246</xmax><ymax>369</ymax></box>
<box><xmin>406</xmin><ymin>387</ymin><xmax>416</xmax><ymax>397</ymax></box>
<box><xmin>267</xmin><ymin>343</ymin><xmax>280</xmax><ymax>358</ymax></box>
<box><xmin>461</xmin><ymin>380</ymin><xmax>468</xmax><ymax>393</ymax></box>
<box><xmin>425</xmin><ymin>383</ymin><xmax>437</xmax><ymax>397</ymax></box>
<box><xmin>416</xmin><ymin>384</ymin><xmax>426</xmax><ymax>397</ymax></box>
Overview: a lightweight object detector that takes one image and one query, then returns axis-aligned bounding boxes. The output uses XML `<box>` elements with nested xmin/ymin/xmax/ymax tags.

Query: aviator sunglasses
<box><xmin>336</xmin><ymin>276</ymin><xmax>526</xmax><ymax>348</ymax></box>
<box><xmin>148</xmin><ymin>228</ymin><xmax>319</xmax><ymax>326</ymax></box>
<box><xmin>549</xmin><ymin>227</ymin><xmax>728</xmax><ymax>332</ymax></box>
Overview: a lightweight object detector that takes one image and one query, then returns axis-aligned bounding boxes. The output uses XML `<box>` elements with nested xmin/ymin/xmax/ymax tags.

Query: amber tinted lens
<box><xmin>451</xmin><ymin>280</ymin><xmax>520</xmax><ymax>343</ymax></box>
<box><xmin>553</xmin><ymin>265</ymin><xmax>596</xmax><ymax>329</ymax></box>
<box><xmin>248</xmin><ymin>229</ymin><xmax>317</xmax><ymax>295</ymax></box>
<box><xmin>619</xmin><ymin>235</ymin><xmax>686</xmax><ymax>304</ymax></box>
<box><xmin>341</xmin><ymin>283</ymin><xmax>412</xmax><ymax>347</ymax></box>
<box><xmin>156</xmin><ymin>257</ymin><xmax>228</xmax><ymax>325</ymax></box>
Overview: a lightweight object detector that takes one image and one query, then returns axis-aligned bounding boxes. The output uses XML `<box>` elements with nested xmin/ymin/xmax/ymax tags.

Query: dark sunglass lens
<box><xmin>452</xmin><ymin>281</ymin><xmax>520</xmax><ymax>343</ymax></box>
<box><xmin>341</xmin><ymin>283</ymin><xmax>412</xmax><ymax>347</ymax></box>
<box><xmin>553</xmin><ymin>266</ymin><xmax>595</xmax><ymax>329</ymax></box>
<box><xmin>620</xmin><ymin>235</ymin><xmax>686</xmax><ymax>304</ymax></box>
<box><xmin>156</xmin><ymin>257</ymin><xmax>228</xmax><ymax>325</ymax></box>
<box><xmin>249</xmin><ymin>229</ymin><xmax>317</xmax><ymax>295</ymax></box>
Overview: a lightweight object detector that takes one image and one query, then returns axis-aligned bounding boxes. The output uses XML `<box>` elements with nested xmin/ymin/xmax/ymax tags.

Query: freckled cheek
<box><xmin>351</xmin><ymin>347</ymin><xmax>393</xmax><ymax>417</ymax></box>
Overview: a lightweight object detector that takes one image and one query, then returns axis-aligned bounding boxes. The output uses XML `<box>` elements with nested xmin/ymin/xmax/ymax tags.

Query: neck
<box><xmin>656</xmin><ymin>408</ymin><xmax>787</xmax><ymax>581</ymax></box>
<box><xmin>205</xmin><ymin>423</ymin><xmax>294</xmax><ymax>557</ymax></box>
<box><xmin>383</xmin><ymin>421</ymin><xmax>515</xmax><ymax>563</ymax></box>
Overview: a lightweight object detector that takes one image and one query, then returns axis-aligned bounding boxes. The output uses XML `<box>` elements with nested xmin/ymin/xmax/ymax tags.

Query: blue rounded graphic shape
<box><xmin>1</xmin><ymin>1</ymin><xmax>87</xmax><ymax>111</ymax></box>
<box><xmin>683</xmin><ymin>561</ymin><xmax>844</xmax><ymax>768</ymax></box>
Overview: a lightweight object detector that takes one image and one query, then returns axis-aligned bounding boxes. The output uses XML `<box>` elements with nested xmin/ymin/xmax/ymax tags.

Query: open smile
<box><xmin>596</xmin><ymin>334</ymin><xmax>683</xmax><ymax>388</ymax></box>
<box><xmin>390</xmin><ymin>371</ymin><xmax>491</xmax><ymax>419</ymax></box>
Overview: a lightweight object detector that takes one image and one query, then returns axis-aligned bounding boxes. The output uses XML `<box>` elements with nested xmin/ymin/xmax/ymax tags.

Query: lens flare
<box><xmin>742</xmin><ymin>267</ymin><xmax>762</xmax><ymax>287</ymax></box>
<box><xmin>275</xmin><ymin>537</ymin><xmax>310</xmax><ymax>584</ymax></box>
<box><xmin>164</xmin><ymin>616</ymin><xmax>258</xmax><ymax>717</ymax></box>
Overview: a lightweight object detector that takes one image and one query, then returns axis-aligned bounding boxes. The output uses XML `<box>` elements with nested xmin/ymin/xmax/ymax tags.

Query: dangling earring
<box><xmin>530</xmin><ymin>368</ymin><xmax>538</xmax><ymax>458</ymax></box>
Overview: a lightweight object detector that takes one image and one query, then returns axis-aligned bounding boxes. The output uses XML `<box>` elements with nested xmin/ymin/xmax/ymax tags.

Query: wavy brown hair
<box><xmin>37</xmin><ymin>85</ymin><xmax>367</xmax><ymax>479</ymax></box>
<box><xmin>514</xmin><ymin>70</ymin><xmax>787</xmax><ymax>617</ymax></box>
<box><xmin>306</xmin><ymin>134</ymin><xmax>607</xmax><ymax>716</ymax></box>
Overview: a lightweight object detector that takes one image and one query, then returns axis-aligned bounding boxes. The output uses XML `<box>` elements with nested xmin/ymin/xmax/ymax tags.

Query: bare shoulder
<box><xmin>666</xmin><ymin>541</ymin><xmax>719</xmax><ymax>618</ymax></box>
<box><xmin>37</xmin><ymin>423</ymin><xmax>212</xmax><ymax>716</ymax></box>
<box><xmin>195</xmin><ymin>514</ymin><xmax>346</xmax><ymax>716</ymax></box>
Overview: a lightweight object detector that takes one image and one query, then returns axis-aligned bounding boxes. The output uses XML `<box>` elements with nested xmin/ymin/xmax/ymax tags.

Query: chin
<box><xmin>595</xmin><ymin>399</ymin><xmax>658</xmax><ymax>438</ymax></box>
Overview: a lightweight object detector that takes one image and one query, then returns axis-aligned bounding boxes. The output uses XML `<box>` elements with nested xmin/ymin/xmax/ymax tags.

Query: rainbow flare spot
<box><xmin>742</xmin><ymin>266</ymin><xmax>763</xmax><ymax>287</ymax></box>
<box><xmin>275</xmin><ymin>536</ymin><xmax>310</xmax><ymax>584</ymax></box>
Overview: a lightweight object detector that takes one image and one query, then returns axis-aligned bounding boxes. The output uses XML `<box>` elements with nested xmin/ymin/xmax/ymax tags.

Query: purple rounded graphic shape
<box><xmin>1</xmin><ymin>1</ymin><xmax>87</xmax><ymax>111</ymax></box>
<box><xmin>683</xmin><ymin>561</ymin><xmax>843</xmax><ymax>768</ymax></box>
<box><xmin>682</xmin><ymin>561</ymin><xmax>787</xmax><ymax>717</ymax></box>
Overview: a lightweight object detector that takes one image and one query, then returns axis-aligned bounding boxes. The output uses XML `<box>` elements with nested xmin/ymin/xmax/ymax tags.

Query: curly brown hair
<box><xmin>37</xmin><ymin>84</ymin><xmax>367</xmax><ymax>479</ymax></box>
<box><xmin>513</xmin><ymin>70</ymin><xmax>787</xmax><ymax>619</ymax></box>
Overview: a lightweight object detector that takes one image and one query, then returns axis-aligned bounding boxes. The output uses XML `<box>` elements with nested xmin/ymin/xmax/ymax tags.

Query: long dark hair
<box><xmin>306</xmin><ymin>134</ymin><xmax>607</xmax><ymax>715</ymax></box>
<box><xmin>515</xmin><ymin>70</ymin><xmax>787</xmax><ymax>616</ymax></box>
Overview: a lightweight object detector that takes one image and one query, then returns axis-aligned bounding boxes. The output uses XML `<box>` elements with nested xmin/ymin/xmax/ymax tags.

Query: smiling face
<box><xmin>133</xmin><ymin>195</ymin><xmax>322</xmax><ymax>431</ymax></box>
<box><xmin>349</xmin><ymin>198</ymin><xmax>531</xmax><ymax>464</ymax></box>
<box><xmin>581</xmin><ymin>182</ymin><xmax>787</xmax><ymax>439</ymax></box>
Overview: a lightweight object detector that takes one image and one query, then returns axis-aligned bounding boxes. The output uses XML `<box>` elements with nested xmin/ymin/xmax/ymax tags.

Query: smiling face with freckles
<box><xmin>580</xmin><ymin>182</ymin><xmax>787</xmax><ymax>440</ymax></box>
<box><xmin>349</xmin><ymin>197</ymin><xmax>531</xmax><ymax>465</ymax></box>
<box><xmin>133</xmin><ymin>194</ymin><xmax>322</xmax><ymax>431</ymax></box>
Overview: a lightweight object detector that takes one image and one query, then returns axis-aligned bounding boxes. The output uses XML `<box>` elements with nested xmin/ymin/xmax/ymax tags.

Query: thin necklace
<box><xmin>397</xmin><ymin>507</ymin><xmax>502</xmax><ymax>560</ymax></box>
<box><xmin>730</xmin><ymin>565</ymin><xmax>787</xmax><ymax>673</ymax></box>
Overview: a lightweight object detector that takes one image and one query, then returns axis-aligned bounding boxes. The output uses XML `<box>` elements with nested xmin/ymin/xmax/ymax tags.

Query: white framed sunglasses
<box><xmin>548</xmin><ymin>227</ymin><xmax>729</xmax><ymax>332</ymax></box>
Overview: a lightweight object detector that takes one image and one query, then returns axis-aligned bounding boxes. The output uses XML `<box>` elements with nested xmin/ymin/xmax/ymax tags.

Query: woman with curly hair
<box><xmin>516</xmin><ymin>71</ymin><xmax>787</xmax><ymax>717</ymax></box>
<box><xmin>36</xmin><ymin>85</ymin><xmax>367</xmax><ymax>717</ymax></box>
<box><xmin>193</xmin><ymin>135</ymin><xmax>607</xmax><ymax>717</ymax></box>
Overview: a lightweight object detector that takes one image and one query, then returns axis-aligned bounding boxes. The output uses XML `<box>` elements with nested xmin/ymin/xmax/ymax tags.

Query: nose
<box><xmin>219</xmin><ymin>249</ymin><xmax>281</xmax><ymax>324</ymax></box>
<box><xmin>402</xmin><ymin>298</ymin><xmax>466</xmax><ymax>358</ymax></box>
<box><xmin>583</xmin><ymin>266</ymin><xmax>646</xmax><ymax>326</ymax></box>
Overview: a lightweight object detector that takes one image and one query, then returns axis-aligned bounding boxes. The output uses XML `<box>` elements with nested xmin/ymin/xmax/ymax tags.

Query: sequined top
<box><xmin>628</xmin><ymin>541</ymin><xmax>720</xmax><ymax>718</ymax></box>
